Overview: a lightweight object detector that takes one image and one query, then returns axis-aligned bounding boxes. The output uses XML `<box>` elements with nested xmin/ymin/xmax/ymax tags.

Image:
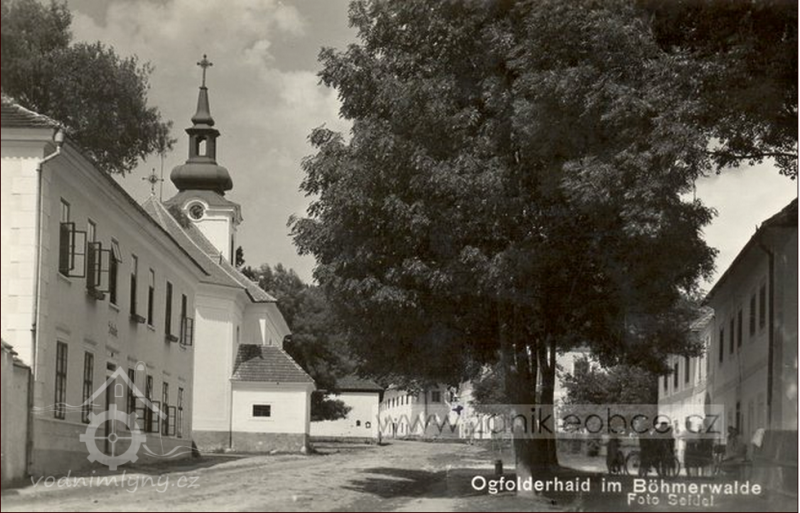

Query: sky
<box><xmin>65</xmin><ymin>0</ymin><xmax>797</xmax><ymax>288</ymax></box>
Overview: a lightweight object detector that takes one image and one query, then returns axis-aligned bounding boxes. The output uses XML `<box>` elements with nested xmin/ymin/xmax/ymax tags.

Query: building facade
<box><xmin>149</xmin><ymin>69</ymin><xmax>314</xmax><ymax>453</ymax></box>
<box><xmin>658</xmin><ymin>199</ymin><xmax>797</xmax><ymax>444</ymax></box>
<box><xmin>310</xmin><ymin>375</ymin><xmax>383</xmax><ymax>441</ymax></box>
<box><xmin>1</xmin><ymin>96</ymin><xmax>204</xmax><ymax>476</ymax></box>
<box><xmin>706</xmin><ymin>199</ymin><xmax>798</xmax><ymax>438</ymax></box>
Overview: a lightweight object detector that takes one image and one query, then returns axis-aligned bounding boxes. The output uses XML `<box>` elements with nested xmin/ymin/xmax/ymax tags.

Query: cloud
<box><xmin>72</xmin><ymin>0</ymin><xmax>351</xmax><ymax>282</ymax></box>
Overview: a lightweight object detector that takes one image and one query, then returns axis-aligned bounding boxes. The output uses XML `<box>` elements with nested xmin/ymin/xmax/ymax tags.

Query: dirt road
<box><xmin>0</xmin><ymin>441</ymin><xmax>548</xmax><ymax>512</ymax></box>
<box><xmin>1</xmin><ymin>441</ymin><xmax>786</xmax><ymax>512</ymax></box>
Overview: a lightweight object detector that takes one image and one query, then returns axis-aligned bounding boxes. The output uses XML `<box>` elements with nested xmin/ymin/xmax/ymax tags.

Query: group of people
<box><xmin>605</xmin><ymin>421</ymin><xmax>749</xmax><ymax>477</ymax></box>
<box><xmin>605</xmin><ymin>422</ymin><xmax>677</xmax><ymax>476</ymax></box>
<box><xmin>637</xmin><ymin>422</ymin><xmax>678</xmax><ymax>476</ymax></box>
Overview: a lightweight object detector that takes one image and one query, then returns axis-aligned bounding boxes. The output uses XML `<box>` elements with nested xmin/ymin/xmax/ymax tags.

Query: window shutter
<box><xmin>59</xmin><ymin>223</ymin><xmax>87</xmax><ymax>277</ymax></box>
<box><xmin>59</xmin><ymin>222</ymin><xmax>72</xmax><ymax>274</ymax></box>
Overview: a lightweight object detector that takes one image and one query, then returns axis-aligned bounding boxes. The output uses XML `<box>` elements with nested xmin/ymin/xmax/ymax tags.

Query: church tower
<box><xmin>166</xmin><ymin>55</ymin><xmax>241</xmax><ymax>262</ymax></box>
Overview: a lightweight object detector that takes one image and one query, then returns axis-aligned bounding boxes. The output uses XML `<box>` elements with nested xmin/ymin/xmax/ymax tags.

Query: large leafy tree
<box><xmin>1</xmin><ymin>0</ymin><xmax>175</xmax><ymax>175</ymax></box>
<box><xmin>288</xmin><ymin>0</ymin><xmax>769</xmax><ymax>478</ymax></box>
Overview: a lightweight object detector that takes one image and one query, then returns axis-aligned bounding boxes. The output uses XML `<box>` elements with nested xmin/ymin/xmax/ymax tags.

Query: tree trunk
<box><xmin>497</xmin><ymin>303</ymin><xmax>559</xmax><ymax>494</ymax></box>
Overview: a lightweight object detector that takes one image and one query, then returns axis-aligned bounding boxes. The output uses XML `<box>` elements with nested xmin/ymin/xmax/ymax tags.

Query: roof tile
<box><xmin>232</xmin><ymin>344</ymin><xmax>315</xmax><ymax>384</ymax></box>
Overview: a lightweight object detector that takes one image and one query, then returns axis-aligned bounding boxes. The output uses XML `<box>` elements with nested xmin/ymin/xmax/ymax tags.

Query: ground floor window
<box><xmin>252</xmin><ymin>404</ymin><xmax>271</xmax><ymax>418</ymax></box>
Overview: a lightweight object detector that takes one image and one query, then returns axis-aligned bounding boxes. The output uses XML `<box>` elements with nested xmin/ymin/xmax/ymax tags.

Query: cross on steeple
<box><xmin>143</xmin><ymin>168</ymin><xmax>163</xmax><ymax>197</ymax></box>
<box><xmin>197</xmin><ymin>54</ymin><xmax>213</xmax><ymax>87</ymax></box>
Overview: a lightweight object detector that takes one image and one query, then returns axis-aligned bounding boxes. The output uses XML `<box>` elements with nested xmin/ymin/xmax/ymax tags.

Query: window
<box><xmin>109</xmin><ymin>239</ymin><xmax>121</xmax><ymax>305</ymax></box>
<box><xmin>737</xmin><ymin>309</ymin><xmax>743</xmax><ymax>349</ymax></box>
<box><xmin>145</xmin><ymin>375</ymin><xmax>155</xmax><ymax>433</ymax></box>
<box><xmin>673</xmin><ymin>362</ymin><xmax>679</xmax><ymax>388</ymax></box>
<box><xmin>180</xmin><ymin>294</ymin><xmax>187</xmax><ymax>327</ymax></box>
<box><xmin>130</xmin><ymin>255</ymin><xmax>138</xmax><ymax>316</ymax></box>
<box><xmin>759</xmin><ymin>283</ymin><xmax>767</xmax><ymax>330</ymax></box>
<box><xmin>82</xmin><ymin>352</ymin><xmax>94</xmax><ymax>423</ymax></box>
<box><xmin>165</xmin><ymin>281</ymin><xmax>173</xmax><ymax>338</ymax></box>
<box><xmin>162</xmin><ymin>383</ymin><xmax>170</xmax><ymax>436</ymax></box>
<box><xmin>58</xmin><ymin>199</ymin><xmax>87</xmax><ymax>277</ymax></box>
<box><xmin>729</xmin><ymin>318</ymin><xmax>735</xmax><ymax>354</ymax></box>
<box><xmin>147</xmin><ymin>269</ymin><xmax>155</xmax><ymax>326</ymax></box>
<box><xmin>253</xmin><ymin>404</ymin><xmax>271</xmax><ymax>417</ymax></box>
<box><xmin>127</xmin><ymin>368</ymin><xmax>136</xmax><ymax>415</ymax></box>
<box><xmin>663</xmin><ymin>375</ymin><xmax>668</xmax><ymax>394</ymax></box>
<box><xmin>431</xmin><ymin>390</ymin><xmax>442</xmax><ymax>403</ymax></box>
<box><xmin>177</xmin><ymin>388</ymin><xmax>184</xmax><ymax>438</ymax></box>
<box><xmin>54</xmin><ymin>342</ymin><xmax>68</xmax><ymax>419</ymax></box>
<box><xmin>749</xmin><ymin>294</ymin><xmax>757</xmax><ymax>338</ymax></box>
<box><xmin>719</xmin><ymin>328</ymin><xmax>724</xmax><ymax>364</ymax></box>
<box><xmin>179</xmin><ymin>294</ymin><xmax>193</xmax><ymax>346</ymax></box>
<box><xmin>684</xmin><ymin>356</ymin><xmax>690</xmax><ymax>384</ymax></box>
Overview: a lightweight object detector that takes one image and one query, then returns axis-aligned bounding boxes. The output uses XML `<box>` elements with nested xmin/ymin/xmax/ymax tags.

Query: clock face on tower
<box><xmin>188</xmin><ymin>203</ymin><xmax>205</xmax><ymax>220</ymax></box>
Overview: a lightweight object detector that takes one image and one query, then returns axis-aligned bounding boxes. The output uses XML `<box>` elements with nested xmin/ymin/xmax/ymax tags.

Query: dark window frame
<box><xmin>81</xmin><ymin>352</ymin><xmax>94</xmax><ymax>423</ymax></box>
<box><xmin>147</xmin><ymin>269</ymin><xmax>155</xmax><ymax>326</ymax></box>
<box><xmin>165</xmin><ymin>281</ymin><xmax>173</xmax><ymax>337</ymax></box>
<box><xmin>54</xmin><ymin>342</ymin><xmax>68</xmax><ymax>419</ymax></box>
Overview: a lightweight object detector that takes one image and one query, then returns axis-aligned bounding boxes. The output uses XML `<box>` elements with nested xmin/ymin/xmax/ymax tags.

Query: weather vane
<box><xmin>143</xmin><ymin>168</ymin><xmax>163</xmax><ymax>197</ymax></box>
<box><xmin>197</xmin><ymin>54</ymin><xmax>213</xmax><ymax>87</ymax></box>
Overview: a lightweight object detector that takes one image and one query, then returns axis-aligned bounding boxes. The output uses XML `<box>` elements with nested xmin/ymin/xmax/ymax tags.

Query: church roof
<box><xmin>142</xmin><ymin>197</ymin><xmax>277</xmax><ymax>303</ymax></box>
<box><xmin>232</xmin><ymin>344</ymin><xmax>315</xmax><ymax>384</ymax></box>
<box><xmin>1</xmin><ymin>94</ymin><xmax>63</xmax><ymax>129</ymax></box>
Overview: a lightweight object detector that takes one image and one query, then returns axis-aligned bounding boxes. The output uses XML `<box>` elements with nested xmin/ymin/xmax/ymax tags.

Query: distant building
<box><xmin>310</xmin><ymin>375</ymin><xmax>383</xmax><ymax>441</ymax></box>
<box><xmin>1</xmin><ymin>96</ymin><xmax>204</xmax><ymax>476</ymax></box>
<box><xmin>658</xmin><ymin>307</ymin><xmax>714</xmax><ymax>438</ymax></box>
<box><xmin>378</xmin><ymin>384</ymin><xmax>457</xmax><ymax>439</ymax></box>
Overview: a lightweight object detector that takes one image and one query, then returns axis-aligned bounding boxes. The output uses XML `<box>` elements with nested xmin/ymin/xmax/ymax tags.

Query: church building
<box><xmin>146</xmin><ymin>57</ymin><xmax>315</xmax><ymax>453</ymax></box>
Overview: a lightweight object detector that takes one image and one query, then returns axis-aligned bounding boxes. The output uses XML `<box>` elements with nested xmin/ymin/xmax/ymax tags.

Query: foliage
<box><xmin>292</xmin><ymin>0</ymin><xmax>729</xmax><ymax>469</ymax></box>
<box><xmin>642</xmin><ymin>0</ymin><xmax>797</xmax><ymax>178</ymax></box>
<box><xmin>1</xmin><ymin>0</ymin><xmax>175</xmax><ymax>175</ymax></box>
<box><xmin>562</xmin><ymin>357</ymin><xmax>658</xmax><ymax>406</ymax></box>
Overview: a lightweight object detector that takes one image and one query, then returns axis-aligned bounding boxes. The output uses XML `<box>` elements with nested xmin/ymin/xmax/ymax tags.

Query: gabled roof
<box><xmin>707</xmin><ymin>198</ymin><xmax>798</xmax><ymax>301</ymax></box>
<box><xmin>1</xmin><ymin>94</ymin><xmax>63</xmax><ymax>129</ymax></box>
<box><xmin>336</xmin><ymin>374</ymin><xmax>383</xmax><ymax>392</ymax></box>
<box><xmin>142</xmin><ymin>197</ymin><xmax>276</xmax><ymax>303</ymax></box>
<box><xmin>232</xmin><ymin>344</ymin><xmax>315</xmax><ymax>384</ymax></box>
